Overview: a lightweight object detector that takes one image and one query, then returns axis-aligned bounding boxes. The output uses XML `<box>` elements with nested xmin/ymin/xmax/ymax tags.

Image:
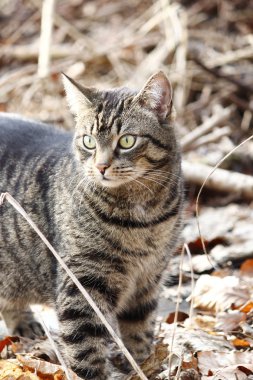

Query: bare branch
<box><xmin>38</xmin><ymin>0</ymin><xmax>56</xmax><ymax>78</ymax></box>
<box><xmin>182</xmin><ymin>160</ymin><xmax>253</xmax><ymax>199</ymax></box>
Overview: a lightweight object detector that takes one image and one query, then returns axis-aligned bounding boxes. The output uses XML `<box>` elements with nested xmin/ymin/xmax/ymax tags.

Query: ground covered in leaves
<box><xmin>1</xmin><ymin>0</ymin><xmax>253</xmax><ymax>379</ymax></box>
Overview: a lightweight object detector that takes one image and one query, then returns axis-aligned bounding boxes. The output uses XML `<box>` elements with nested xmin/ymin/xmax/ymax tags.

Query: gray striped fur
<box><xmin>0</xmin><ymin>72</ymin><xmax>183</xmax><ymax>379</ymax></box>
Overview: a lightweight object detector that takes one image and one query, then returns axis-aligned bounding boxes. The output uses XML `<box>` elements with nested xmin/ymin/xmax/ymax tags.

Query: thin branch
<box><xmin>181</xmin><ymin>105</ymin><xmax>235</xmax><ymax>151</ymax></box>
<box><xmin>38</xmin><ymin>0</ymin><xmax>56</xmax><ymax>78</ymax></box>
<box><xmin>193</xmin><ymin>133</ymin><xmax>253</xmax><ymax>263</ymax></box>
<box><xmin>182</xmin><ymin>158</ymin><xmax>253</xmax><ymax>199</ymax></box>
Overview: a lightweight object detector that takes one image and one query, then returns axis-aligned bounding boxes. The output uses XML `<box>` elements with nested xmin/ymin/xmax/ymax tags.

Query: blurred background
<box><xmin>0</xmin><ymin>0</ymin><xmax>252</xmax><ymax>135</ymax></box>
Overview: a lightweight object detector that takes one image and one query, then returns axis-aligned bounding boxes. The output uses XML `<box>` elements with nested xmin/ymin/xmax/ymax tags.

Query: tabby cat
<box><xmin>0</xmin><ymin>71</ymin><xmax>183</xmax><ymax>379</ymax></box>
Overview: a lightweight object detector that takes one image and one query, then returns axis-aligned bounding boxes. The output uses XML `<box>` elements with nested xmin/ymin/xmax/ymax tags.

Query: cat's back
<box><xmin>0</xmin><ymin>113</ymin><xmax>71</xmax><ymax>156</ymax></box>
<box><xmin>0</xmin><ymin>113</ymin><xmax>73</xmax><ymax>197</ymax></box>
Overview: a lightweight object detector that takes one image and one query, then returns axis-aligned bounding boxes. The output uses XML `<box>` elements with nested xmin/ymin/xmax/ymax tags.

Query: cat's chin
<box><xmin>99</xmin><ymin>178</ymin><xmax>131</xmax><ymax>188</ymax></box>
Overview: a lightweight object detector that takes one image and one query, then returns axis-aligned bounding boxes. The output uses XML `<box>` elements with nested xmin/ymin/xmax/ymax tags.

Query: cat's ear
<box><xmin>61</xmin><ymin>73</ymin><xmax>94</xmax><ymax>115</ymax></box>
<box><xmin>135</xmin><ymin>71</ymin><xmax>173</xmax><ymax>122</ymax></box>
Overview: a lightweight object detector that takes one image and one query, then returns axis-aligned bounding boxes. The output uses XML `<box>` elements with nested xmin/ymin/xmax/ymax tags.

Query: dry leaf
<box><xmin>189</xmin><ymin>275</ymin><xmax>250</xmax><ymax>312</ymax></box>
<box><xmin>198</xmin><ymin>351</ymin><xmax>253</xmax><ymax>379</ymax></box>
<box><xmin>128</xmin><ymin>342</ymin><xmax>168</xmax><ymax>379</ymax></box>
<box><xmin>240</xmin><ymin>259</ymin><xmax>253</xmax><ymax>276</ymax></box>
<box><xmin>0</xmin><ymin>337</ymin><xmax>19</xmax><ymax>354</ymax></box>
<box><xmin>239</xmin><ymin>300</ymin><xmax>253</xmax><ymax>313</ymax></box>
<box><xmin>231</xmin><ymin>338</ymin><xmax>251</xmax><ymax>349</ymax></box>
<box><xmin>0</xmin><ymin>360</ymin><xmax>37</xmax><ymax>380</ymax></box>
<box><xmin>17</xmin><ymin>355</ymin><xmax>78</xmax><ymax>380</ymax></box>
<box><xmin>165</xmin><ymin>311</ymin><xmax>189</xmax><ymax>324</ymax></box>
<box><xmin>216</xmin><ymin>310</ymin><xmax>246</xmax><ymax>332</ymax></box>
<box><xmin>160</xmin><ymin>323</ymin><xmax>233</xmax><ymax>355</ymax></box>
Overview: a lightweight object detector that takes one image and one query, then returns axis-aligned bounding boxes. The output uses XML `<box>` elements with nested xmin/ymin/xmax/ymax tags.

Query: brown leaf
<box><xmin>238</xmin><ymin>365</ymin><xmax>253</xmax><ymax>376</ymax></box>
<box><xmin>17</xmin><ymin>355</ymin><xmax>79</xmax><ymax>380</ymax></box>
<box><xmin>240</xmin><ymin>259</ymin><xmax>253</xmax><ymax>275</ymax></box>
<box><xmin>232</xmin><ymin>338</ymin><xmax>251</xmax><ymax>349</ymax></box>
<box><xmin>0</xmin><ymin>337</ymin><xmax>19</xmax><ymax>354</ymax></box>
<box><xmin>166</xmin><ymin>311</ymin><xmax>189</xmax><ymax>324</ymax></box>
<box><xmin>238</xmin><ymin>301</ymin><xmax>253</xmax><ymax>313</ymax></box>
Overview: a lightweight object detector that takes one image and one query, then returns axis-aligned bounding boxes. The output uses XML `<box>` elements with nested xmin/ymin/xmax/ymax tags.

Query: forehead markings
<box><xmin>90</xmin><ymin>94</ymin><xmax>134</xmax><ymax>135</ymax></box>
<box><xmin>90</xmin><ymin>102</ymin><xmax>103</xmax><ymax>134</ymax></box>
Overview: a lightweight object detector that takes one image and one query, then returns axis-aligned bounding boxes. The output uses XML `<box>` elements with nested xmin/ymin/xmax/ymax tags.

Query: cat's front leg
<box><xmin>117</xmin><ymin>286</ymin><xmax>159</xmax><ymax>364</ymax></box>
<box><xmin>56</xmin><ymin>270</ymin><xmax>122</xmax><ymax>380</ymax></box>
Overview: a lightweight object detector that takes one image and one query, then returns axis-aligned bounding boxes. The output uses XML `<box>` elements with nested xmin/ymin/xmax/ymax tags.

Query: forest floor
<box><xmin>1</xmin><ymin>0</ymin><xmax>253</xmax><ymax>379</ymax></box>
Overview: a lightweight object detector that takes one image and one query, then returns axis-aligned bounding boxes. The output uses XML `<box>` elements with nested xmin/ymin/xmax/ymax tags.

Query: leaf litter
<box><xmin>1</xmin><ymin>0</ymin><xmax>253</xmax><ymax>379</ymax></box>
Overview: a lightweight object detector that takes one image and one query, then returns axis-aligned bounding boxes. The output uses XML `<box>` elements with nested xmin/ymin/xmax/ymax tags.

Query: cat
<box><xmin>0</xmin><ymin>71</ymin><xmax>183</xmax><ymax>379</ymax></box>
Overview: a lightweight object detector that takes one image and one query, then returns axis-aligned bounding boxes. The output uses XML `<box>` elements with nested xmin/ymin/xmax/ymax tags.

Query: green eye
<box><xmin>83</xmin><ymin>135</ymin><xmax>96</xmax><ymax>150</ymax></box>
<box><xmin>118</xmin><ymin>135</ymin><xmax>136</xmax><ymax>149</ymax></box>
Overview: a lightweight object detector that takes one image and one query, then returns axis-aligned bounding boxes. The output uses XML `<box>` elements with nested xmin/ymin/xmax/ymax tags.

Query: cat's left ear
<box><xmin>135</xmin><ymin>71</ymin><xmax>173</xmax><ymax>122</ymax></box>
<box><xmin>61</xmin><ymin>73</ymin><xmax>95</xmax><ymax>115</ymax></box>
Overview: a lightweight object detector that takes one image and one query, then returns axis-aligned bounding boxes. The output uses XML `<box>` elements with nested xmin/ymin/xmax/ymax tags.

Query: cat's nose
<box><xmin>96</xmin><ymin>163</ymin><xmax>110</xmax><ymax>175</ymax></box>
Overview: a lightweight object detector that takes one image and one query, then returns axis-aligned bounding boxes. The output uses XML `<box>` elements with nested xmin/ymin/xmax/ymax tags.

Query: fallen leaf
<box><xmin>240</xmin><ymin>259</ymin><xmax>253</xmax><ymax>276</ymax></box>
<box><xmin>231</xmin><ymin>338</ymin><xmax>251</xmax><ymax>349</ymax></box>
<box><xmin>0</xmin><ymin>337</ymin><xmax>19</xmax><ymax>354</ymax></box>
<box><xmin>189</xmin><ymin>275</ymin><xmax>250</xmax><ymax>312</ymax></box>
<box><xmin>0</xmin><ymin>360</ymin><xmax>37</xmax><ymax>380</ymax></box>
<box><xmin>216</xmin><ymin>310</ymin><xmax>246</xmax><ymax>332</ymax></box>
<box><xmin>128</xmin><ymin>342</ymin><xmax>169</xmax><ymax>379</ymax></box>
<box><xmin>238</xmin><ymin>300</ymin><xmax>253</xmax><ymax>313</ymax></box>
<box><xmin>166</xmin><ymin>311</ymin><xmax>189</xmax><ymax>324</ymax></box>
<box><xmin>16</xmin><ymin>355</ymin><xmax>78</xmax><ymax>380</ymax></box>
<box><xmin>198</xmin><ymin>351</ymin><xmax>253</xmax><ymax>378</ymax></box>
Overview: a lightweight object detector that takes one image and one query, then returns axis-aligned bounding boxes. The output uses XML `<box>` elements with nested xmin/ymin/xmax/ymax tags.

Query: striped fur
<box><xmin>0</xmin><ymin>72</ymin><xmax>183</xmax><ymax>379</ymax></box>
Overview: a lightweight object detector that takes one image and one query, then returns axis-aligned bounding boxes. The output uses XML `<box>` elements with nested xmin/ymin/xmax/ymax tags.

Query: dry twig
<box><xmin>183</xmin><ymin>159</ymin><xmax>253</xmax><ymax>199</ymax></box>
<box><xmin>38</xmin><ymin>0</ymin><xmax>56</xmax><ymax>78</ymax></box>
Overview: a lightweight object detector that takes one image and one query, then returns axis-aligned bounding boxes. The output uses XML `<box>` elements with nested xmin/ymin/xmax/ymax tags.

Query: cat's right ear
<box><xmin>61</xmin><ymin>73</ymin><xmax>94</xmax><ymax>115</ymax></box>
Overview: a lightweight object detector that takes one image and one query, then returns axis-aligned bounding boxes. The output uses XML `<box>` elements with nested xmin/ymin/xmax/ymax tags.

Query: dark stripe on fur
<box><xmin>145</xmin><ymin>155</ymin><xmax>168</xmax><ymax>166</ymax></box>
<box><xmin>62</xmin><ymin>323</ymin><xmax>108</xmax><ymax>343</ymax></box>
<box><xmin>74</xmin><ymin>347</ymin><xmax>98</xmax><ymax>361</ymax></box>
<box><xmin>84</xmin><ymin>250</ymin><xmax>127</xmax><ymax>274</ymax></box>
<box><xmin>72</xmin><ymin>366</ymin><xmax>102</xmax><ymax>379</ymax></box>
<box><xmin>65</xmin><ymin>274</ymin><xmax>120</xmax><ymax>306</ymax></box>
<box><xmin>118</xmin><ymin>299</ymin><xmax>158</xmax><ymax>322</ymax></box>
<box><xmin>140</xmin><ymin>134</ymin><xmax>170</xmax><ymax>150</ymax></box>
<box><xmin>85</xmin><ymin>194</ymin><xmax>181</xmax><ymax>228</ymax></box>
<box><xmin>58</xmin><ymin>307</ymin><xmax>91</xmax><ymax>322</ymax></box>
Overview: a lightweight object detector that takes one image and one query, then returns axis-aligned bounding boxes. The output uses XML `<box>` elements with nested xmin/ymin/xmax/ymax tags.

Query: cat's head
<box><xmin>62</xmin><ymin>72</ymin><xmax>178</xmax><ymax>189</ymax></box>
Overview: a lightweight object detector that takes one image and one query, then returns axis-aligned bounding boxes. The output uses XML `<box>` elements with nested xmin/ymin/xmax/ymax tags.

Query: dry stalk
<box><xmin>206</xmin><ymin>45</ymin><xmax>253</xmax><ymax>68</ymax></box>
<box><xmin>38</xmin><ymin>0</ymin><xmax>56</xmax><ymax>78</ymax></box>
<box><xmin>168</xmin><ymin>244</ymin><xmax>185</xmax><ymax>378</ymax></box>
<box><xmin>183</xmin><ymin>159</ymin><xmax>253</xmax><ymax>199</ymax></box>
<box><xmin>194</xmin><ymin>133</ymin><xmax>253</xmax><ymax>261</ymax></box>
<box><xmin>0</xmin><ymin>192</ymin><xmax>148</xmax><ymax>380</ymax></box>
<box><xmin>33</xmin><ymin>306</ymin><xmax>72</xmax><ymax>380</ymax></box>
<box><xmin>188</xmin><ymin>126</ymin><xmax>231</xmax><ymax>150</ymax></box>
<box><xmin>181</xmin><ymin>105</ymin><xmax>235</xmax><ymax>151</ymax></box>
<box><xmin>184</xmin><ymin>243</ymin><xmax>194</xmax><ymax>324</ymax></box>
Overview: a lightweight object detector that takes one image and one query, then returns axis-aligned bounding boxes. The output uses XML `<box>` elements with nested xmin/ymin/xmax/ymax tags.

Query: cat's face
<box><xmin>63</xmin><ymin>72</ymin><xmax>176</xmax><ymax>189</ymax></box>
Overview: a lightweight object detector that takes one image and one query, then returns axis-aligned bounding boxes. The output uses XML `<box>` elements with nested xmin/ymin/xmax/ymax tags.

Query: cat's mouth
<box><xmin>99</xmin><ymin>176</ymin><xmax>129</xmax><ymax>188</ymax></box>
<box><xmin>97</xmin><ymin>174</ymin><xmax>138</xmax><ymax>188</ymax></box>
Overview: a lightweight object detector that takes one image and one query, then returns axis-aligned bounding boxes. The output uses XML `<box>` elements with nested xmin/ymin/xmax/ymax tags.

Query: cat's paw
<box><xmin>12</xmin><ymin>319</ymin><xmax>45</xmax><ymax>339</ymax></box>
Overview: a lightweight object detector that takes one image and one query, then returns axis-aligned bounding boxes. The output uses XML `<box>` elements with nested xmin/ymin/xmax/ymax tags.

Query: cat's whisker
<box><xmin>148</xmin><ymin>169</ymin><xmax>183</xmax><ymax>180</ymax></box>
<box><xmin>142</xmin><ymin>177</ymin><xmax>168</xmax><ymax>189</ymax></box>
<box><xmin>129</xmin><ymin>169</ymin><xmax>172</xmax><ymax>184</ymax></box>
<box><xmin>127</xmin><ymin>175</ymin><xmax>154</xmax><ymax>195</ymax></box>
